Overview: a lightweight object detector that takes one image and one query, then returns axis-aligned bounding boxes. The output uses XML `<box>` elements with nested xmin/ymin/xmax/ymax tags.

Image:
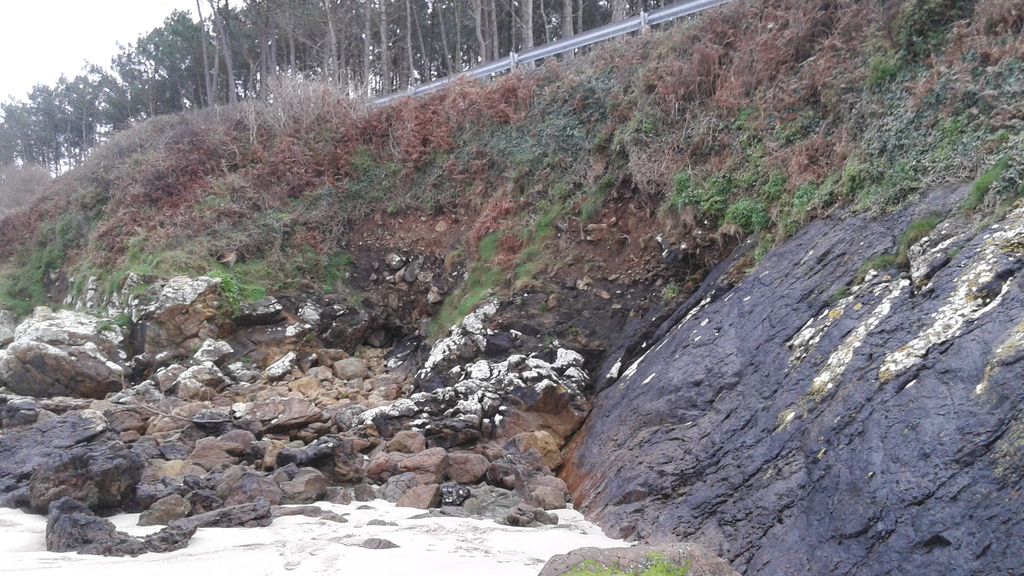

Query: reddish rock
<box><xmin>388</xmin><ymin>430</ymin><xmax>427</xmax><ymax>454</ymax></box>
<box><xmin>396</xmin><ymin>484</ymin><xmax>440</xmax><ymax>510</ymax></box>
<box><xmin>397</xmin><ymin>447</ymin><xmax>448</xmax><ymax>484</ymax></box>
<box><xmin>447</xmin><ymin>452</ymin><xmax>490</xmax><ymax>484</ymax></box>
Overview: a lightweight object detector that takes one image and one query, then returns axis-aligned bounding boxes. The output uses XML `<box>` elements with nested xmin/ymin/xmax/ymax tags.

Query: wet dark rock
<box><xmin>440</xmin><ymin>483</ymin><xmax>471</xmax><ymax>506</ymax></box>
<box><xmin>175</xmin><ymin>497</ymin><xmax>272</xmax><ymax>529</ymax></box>
<box><xmin>46</xmin><ymin>497</ymin><xmax>195</xmax><ymax>556</ymax></box>
<box><xmin>28</xmin><ymin>439</ymin><xmax>144</xmax><ymax>514</ymax></box>
<box><xmin>566</xmin><ymin>187</ymin><xmax>1024</xmax><ymax>575</ymax></box>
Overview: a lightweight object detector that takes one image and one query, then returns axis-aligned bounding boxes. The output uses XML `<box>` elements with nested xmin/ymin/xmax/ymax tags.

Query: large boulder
<box><xmin>28</xmin><ymin>440</ymin><xmax>144</xmax><ymax>513</ymax></box>
<box><xmin>140</xmin><ymin>276</ymin><xmax>224</xmax><ymax>352</ymax></box>
<box><xmin>0</xmin><ymin>308</ymin><xmax>126</xmax><ymax>398</ymax></box>
<box><xmin>539</xmin><ymin>544</ymin><xmax>739</xmax><ymax>576</ymax></box>
<box><xmin>46</xmin><ymin>497</ymin><xmax>195</xmax><ymax>556</ymax></box>
<box><xmin>0</xmin><ymin>409</ymin><xmax>110</xmax><ymax>508</ymax></box>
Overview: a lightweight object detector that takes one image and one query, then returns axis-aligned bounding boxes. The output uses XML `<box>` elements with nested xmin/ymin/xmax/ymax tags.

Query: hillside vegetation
<box><xmin>1</xmin><ymin>0</ymin><xmax>1022</xmax><ymax>320</ymax></box>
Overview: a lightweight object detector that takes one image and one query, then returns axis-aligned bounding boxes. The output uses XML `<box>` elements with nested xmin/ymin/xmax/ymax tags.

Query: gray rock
<box><xmin>138</xmin><ymin>494</ymin><xmax>191</xmax><ymax>526</ymax></box>
<box><xmin>504</xmin><ymin>502</ymin><xmax>557</xmax><ymax>527</ymax></box>
<box><xmin>0</xmin><ymin>309</ymin><xmax>15</xmax><ymax>346</ymax></box>
<box><xmin>28</xmin><ymin>439</ymin><xmax>143</xmax><ymax>514</ymax></box>
<box><xmin>361</xmin><ymin>537</ymin><xmax>399</xmax><ymax>549</ymax></box>
<box><xmin>333</xmin><ymin>357</ymin><xmax>369</xmax><ymax>380</ymax></box>
<box><xmin>0</xmin><ymin>409</ymin><xmax>110</xmax><ymax>508</ymax></box>
<box><xmin>193</xmin><ymin>339</ymin><xmax>234</xmax><ymax>364</ymax></box>
<box><xmin>175</xmin><ymin>498</ymin><xmax>273</xmax><ymax>529</ymax></box>
<box><xmin>46</xmin><ymin>497</ymin><xmax>195</xmax><ymax>556</ymax></box>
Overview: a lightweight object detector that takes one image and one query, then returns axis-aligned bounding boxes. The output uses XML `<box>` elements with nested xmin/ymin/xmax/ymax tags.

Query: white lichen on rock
<box><xmin>809</xmin><ymin>279</ymin><xmax>909</xmax><ymax>396</ymax></box>
<box><xmin>880</xmin><ymin>208</ymin><xmax>1024</xmax><ymax>382</ymax></box>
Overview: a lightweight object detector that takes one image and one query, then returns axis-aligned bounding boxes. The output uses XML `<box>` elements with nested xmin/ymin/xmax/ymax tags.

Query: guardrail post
<box><xmin>640</xmin><ymin>11</ymin><xmax>650</xmax><ymax>34</ymax></box>
<box><xmin>510</xmin><ymin>51</ymin><xmax>519</xmax><ymax>70</ymax></box>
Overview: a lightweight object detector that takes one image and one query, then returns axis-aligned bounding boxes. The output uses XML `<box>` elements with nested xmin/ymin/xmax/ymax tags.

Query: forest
<box><xmin>0</xmin><ymin>0</ymin><xmax>670</xmax><ymax>175</ymax></box>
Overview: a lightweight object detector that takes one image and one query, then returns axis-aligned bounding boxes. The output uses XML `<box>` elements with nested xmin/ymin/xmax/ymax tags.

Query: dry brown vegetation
<box><xmin>1</xmin><ymin>0</ymin><xmax>1022</xmax><ymax>315</ymax></box>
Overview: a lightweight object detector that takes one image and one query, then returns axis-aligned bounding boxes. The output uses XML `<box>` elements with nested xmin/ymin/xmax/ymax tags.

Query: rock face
<box><xmin>539</xmin><ymin>544</ymin><xmax>739</xmax><ymax>576</ymax></box>
<box><xmin>140</xmin><ymin>276</ymin><xmax>224</xmax><ymax>352</ymax></box>
<box><xmin>0</xmin><ymin>309</ymin><xmax>15</xmax><ymax>346</ymax></box>
<box><xmin>0</xmin><ymin>308</ymin><xmax>125</xmax><ymax>398</ymax></box>
<box><xmin>566</xmin><ymin>186</ymin><xmax>1024</xmax><ymax>575</ymax></box>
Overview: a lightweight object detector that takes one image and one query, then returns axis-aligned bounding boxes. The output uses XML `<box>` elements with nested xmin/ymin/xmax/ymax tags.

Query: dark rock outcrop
<box><xmin>0</xmin><ymin>410</ymin><xmax>111</xmax><ymax>508</ymax></box>
<box><xmin>46</xmin><ymin>497</ymin><xmax>195</xmax><ymax>556</ymax></box>
<box><xmin>566</xmin><ymin>186</ymin><xmax>1024</xmax><ymax>575</ymax></box>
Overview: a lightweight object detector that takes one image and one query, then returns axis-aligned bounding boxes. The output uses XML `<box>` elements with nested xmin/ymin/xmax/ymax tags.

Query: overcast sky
<box><xmin>0</xmin><ymin>0</ymin><xmax>198</xmax><ymax>102</ymax></box>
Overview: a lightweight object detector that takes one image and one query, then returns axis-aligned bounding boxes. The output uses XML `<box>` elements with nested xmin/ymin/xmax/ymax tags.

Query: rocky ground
<box><xmin>0</xmin><ymin>267</ymin><xmax>734</xmax><ymax>574</ymax></box>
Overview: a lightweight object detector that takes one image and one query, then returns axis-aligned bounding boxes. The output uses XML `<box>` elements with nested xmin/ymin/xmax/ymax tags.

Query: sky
<box><xmin>0</xmin><ymin>0</ymin><xmax>198</xmax><ymax>102</ymax></box>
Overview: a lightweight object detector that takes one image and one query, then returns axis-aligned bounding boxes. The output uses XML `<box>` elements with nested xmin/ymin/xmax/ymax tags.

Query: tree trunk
<box><xmin>412</xmin><ymin>1</ymin><xmax>430</xmax><ymax>80</ymax></box>
<box><xmin>380</xmin><ymin>0</ymin><xmax>391</xmax><ymax>92</ymax></box>
<box><xmin>454</xmin><ymin>0</ymin><xmax>463</xmax><ymax>69</ymax></box>
<box><xmin>322</xmin><ymin>0</ymin><xmax>340</xmax><ymax>83</ymax></box>
<box><xmin>539</xmin><ymin>0</ymin><xmax>549</xmax><ymax>44</ymax></box>
<box><xmin>471</xmin><ymin>0</ymin><xmax>486</xmax><ymax>63</ymax></box>
<box><xmin>611</xmin><ymin>0</ymin><xmax>626</xmax><ymax>22</ymax></box>
<box><xmin>213</xmin><ymin>0</ymin><xmax>238</xmax><ymax>104</ymax></box>
<box><xmin>438</xmin><ymin>1</ymin><xmax>455</xmax><ymax>75</ymax></box>
<box><xmin>488</xmin><ymin>0</ymin><xmax>499</xmax><ymax>60</ymax></box>
<box><xmin>195</xmin><ymin>0</ymin><xmax>214</xmax><ymax>106</ymax></box>
<box><xmin>518</xmin><ymin>0</ymin><xmax>534</xmax><ymax>51</ymax></box>
<box><xmin>403</xmin><ymin>0</ymin><xmax>414</xmax><ymax>86</ymax></box>
<box><xmin>363</xmin><ymin>0</ymin><xmax>373</xmax><ymax>94</ymax></box>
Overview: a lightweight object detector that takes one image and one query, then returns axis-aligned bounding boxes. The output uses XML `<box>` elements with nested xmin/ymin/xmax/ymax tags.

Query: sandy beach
<box><xmin>0</xmin><ymin>500</ymin><xmax>626</xmax><ymax>575</ymax></box>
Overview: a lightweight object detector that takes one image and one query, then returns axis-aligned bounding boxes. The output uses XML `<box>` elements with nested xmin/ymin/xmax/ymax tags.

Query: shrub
<box><xmin>724</xmin><ymin>198</ymin><xmax>771</xmax><ymax>234</ymax></box>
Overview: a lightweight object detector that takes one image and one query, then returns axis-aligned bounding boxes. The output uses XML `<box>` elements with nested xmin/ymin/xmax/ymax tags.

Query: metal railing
<box><xmin>374</xmin><ymin>0</ymin><xmax>731</xmax><ymax>106</ymax></box>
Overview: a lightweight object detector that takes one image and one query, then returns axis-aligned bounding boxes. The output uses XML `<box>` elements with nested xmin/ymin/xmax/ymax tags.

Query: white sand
<box><xmin>0</xmin><ymin>501</ymin><xmax>627</xmax><ymax>575</ymax></box>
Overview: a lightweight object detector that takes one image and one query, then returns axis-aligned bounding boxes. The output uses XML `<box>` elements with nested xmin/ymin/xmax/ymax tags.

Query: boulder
<box><xmin>396</xmin><ymin>483</ymin><xmax>440</xmax><ymax>509</ymax></box>
<box><xmin>278</xmin><ymin>468</ymin><xmax>328</xmax><ymax>504</ymax></box>
<box><xmin>440</xmin><ymin>483</ymin><xmax>472</xmax><ymax>506</ymax></box>
<box><xmin>46</xmin><ymin>497</ymin><xmax>195</xmax><ymax>556</ymax></box>
<box><xmin>28</xmin><ymin>440</ymin><xmax>144</xmax><ymax>513</ymax></box>
<box><xmin>333</xmin><ymin>357</ymin><xmax>370</xmax><ymax>380</ymax></box>
<box><xmin>388</xmin><ymin>430</ymin><xmax>427</xmax><ymax>454</ymax></box>
<box><xmin>360</xmin><ymin>537</ymin><xmax>399</xmax><ymax>549</ymax></box>
<box><xmin>141</xmin><ymin>460</ymin><xmax>206</xmax><ymax>484</ymax></box>
<box><xmin>216</xmin><ymin>466</ymin><xmax>282</xmax><ymax>506</ymax></box>
<box><xmin>0</xmin><ymin>410</ymin><xmax>110</xmax><ymax>507</ymax></box>
<box><xmin>242</xmin><ymin>397</ymin><xmax>324</xmax><ymax>433</ymax></box>
<box><xmin>176</xmin><ymin>498</ymin><xmax>273</xmax><ymax>529</ymax></box>
<box><xmin>141</xmin><ymin>276</ymin><xmax>224</xmax><ymax>352</ymax></box>
<box><xmin>0</xmin><ymin>340</ymin><xmax>124</xmax><ymax>398</ymax></box>
<box><xmin>504</xmin><ymin>502</ymin><xmax>557</xmax><ymax>527</ymax></box>
<box><xmin>397</xmin><ymin>447</ymin><xmax>448</xmax><ymax>484</ymax></box>
<box><xmin>539</xmin><ymin>545</ymin><xmax>740</xmax><ymax>576</ymax></box>
<box><xmin>264</xmin><ymin>352</ymin><xmax>298</xmax><ymax>381</ymax></box>
<box><xmin>187</xmin><ymin>437</ymin><xmax>241</xmax><ymax>471</ymax></box>
<box><xmin>447</xmin><ymin>452</ymin><xmax>490</xmax><ymax>484</ymax></box>
<box><xmin>193</xmin><ymin>339</ymin><xmax>234</xmax><ymax>364</ymax></box>
<box><xmin>505</xmin><ymin>431</ymin><xmax>563</xmax><ymax>471</ymax></box>
<box><xmin>138</xmin><ymin>494</ymin><xmax>191</xmax><ymax>526</ymax></box>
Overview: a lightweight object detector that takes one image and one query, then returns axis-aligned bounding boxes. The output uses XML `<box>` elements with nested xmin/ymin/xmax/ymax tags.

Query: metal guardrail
<box><xmin>374</xmin><ymin>0</ymin><xmax>731</xmax><ymax>106</ymax></box>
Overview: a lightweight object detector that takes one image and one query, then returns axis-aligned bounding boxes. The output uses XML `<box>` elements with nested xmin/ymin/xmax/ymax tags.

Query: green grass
<box><xmin>565</xmin><ymin>556</ymin><xmax>690</xmax><ymax>576</ymax></box>
<box><xmin>724</xmin><ymin>198</ymin><xmax>770</xmax><ymax>234</ymax></box>
<box><xmin>898</xmin><ymin>214</ymin><xmax>943</xmax><ymax>264</ymax></box>
<box><xmin>431</xmin><ymin>231</ymin><xmax>506</xmax><ymax>338</ymax></box>
<box><xmin>856</xmin><ymin>253</ymin><xmax>901</xmax><ymax>283</ymax></box>
<box><xmin>965</xmin><ymin>157</ymin><xmax>1012</xmax><ymax>211</ymax></box>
